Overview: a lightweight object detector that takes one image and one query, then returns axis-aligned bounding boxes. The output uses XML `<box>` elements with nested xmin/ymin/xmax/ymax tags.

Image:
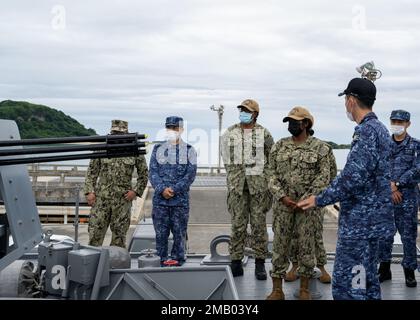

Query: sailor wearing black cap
<box><xmin>298</xmin><ymin>78</ymin><xmax>395</xmax><ymax>300</ymax></box>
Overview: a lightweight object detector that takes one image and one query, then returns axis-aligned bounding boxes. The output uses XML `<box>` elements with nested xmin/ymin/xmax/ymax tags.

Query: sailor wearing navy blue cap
<box><xmin>378</xmin><ymin>109</ymin><xmax>419</xmax><ymax>287</ymax></box>
<box><xmin>149</xmin><ymin>116</ymin><xmax>197</xmax><ymax>266</ymax></box>
<box><xmin>165</xmin><ymin>116</ymin><xmax>184</xmax><ymax>128</ymax></box>
<box><xmin>298</xmin><ymin>78</ymin><xmax>395</xmax><ymax>300</ymax></box>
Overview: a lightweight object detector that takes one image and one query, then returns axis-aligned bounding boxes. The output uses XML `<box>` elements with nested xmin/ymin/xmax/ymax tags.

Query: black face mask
<box><xmin>288</xmin><ymin>120</ymin><xmax>304</xmax><ymax>137</ymax></box>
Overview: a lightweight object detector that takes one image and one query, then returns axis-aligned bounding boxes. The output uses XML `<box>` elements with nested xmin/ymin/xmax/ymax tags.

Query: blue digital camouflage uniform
<box><xmin>315</xmin><ymin>112</ymin><xmax>395</xmax><ymax>300</ymax></box>
<box><xmin>149</xmin><ymin>117</ymin><xmax>197</xmax><ymax>264</ymax></box>
<box><xmin>378</xmin><ymin>110</ymin><xmax>420</xmax><ymax>271</ymax></box>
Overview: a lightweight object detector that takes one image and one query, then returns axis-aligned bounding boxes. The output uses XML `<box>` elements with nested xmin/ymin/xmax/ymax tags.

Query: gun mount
<box><xmin>0</xmin><ymin>119</ymin><xmax>238</xmax><ymax>300</ymax></box>
<box><xmin>0</xmin><ymin>133</ymin><xmax>147</xmax><ymax>166</ymax></box>
<box><xmin>0</xmin><ymin>119</ymin><xmax>148</xmax><ymax>272</ymax></box>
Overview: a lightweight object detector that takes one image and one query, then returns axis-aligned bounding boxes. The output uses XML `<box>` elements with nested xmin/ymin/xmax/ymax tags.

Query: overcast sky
<box><xmin>1</xmin><ymin>0</ymin><xmax>419</xmax><ymax>163</ymax></box>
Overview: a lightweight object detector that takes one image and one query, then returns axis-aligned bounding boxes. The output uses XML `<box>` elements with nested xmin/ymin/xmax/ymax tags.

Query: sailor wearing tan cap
<box><xmin>221</xmin><ymin>99</ymin><xmax>274</xmax><ymax>281</ymax></box>
<box><xmin>266</xmin><ymin>106</ymin><xmax>333</xmax><ymax>300</ymax></box>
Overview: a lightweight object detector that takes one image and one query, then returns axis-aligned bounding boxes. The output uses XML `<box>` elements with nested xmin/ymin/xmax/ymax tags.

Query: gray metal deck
<box><xmin>233</xmin><ymin>259</ymin><xmax>420</xmax><ymax>300</ymax></box>
<box><xmin>146</xmin><ymin>257</ymin><xmax>420</xmax><ymax>300</ymax></box>
<box><xmin>4</xmin><ymin>173</ymin><xmax>417</xmax><ymax>300</ymax></box>
<box><xmin>122</xmin><ymin>254</ymin><xmax>420</xmax><ymax>300</ymax></box>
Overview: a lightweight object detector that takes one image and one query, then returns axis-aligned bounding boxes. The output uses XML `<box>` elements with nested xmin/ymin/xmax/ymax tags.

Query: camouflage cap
<box><xmin>283</xmin><ymin>106</ymin><xmax>314</xmax><ymax>125</ymax></box>
<box><xmin>237</xmin><ymin>99</ymin><xmax>260</xmax><ymax>113</ymax></box>
<box><xmin>111</xmin><ymin>119</ymin><xmax>128</xmax><ymax>133</ymax></box>
<box><xmin>390</xmin><ymin>109</ymin><xmax>410</xmax><ymax>122</ymax></box>
<box><xmin>165</xmin><ymin>116</ymin><xmax>184</xmax><ymax>128</ymax></box>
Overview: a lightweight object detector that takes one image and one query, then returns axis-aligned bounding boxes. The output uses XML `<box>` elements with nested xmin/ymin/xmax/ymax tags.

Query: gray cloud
<box><xmin>1</xmin><ymin>0</ymin><xmax>419</xmax><ymax>158</ymax></box>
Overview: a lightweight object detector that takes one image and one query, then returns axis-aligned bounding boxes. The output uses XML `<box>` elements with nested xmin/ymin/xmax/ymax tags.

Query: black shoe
<box><xmin>378</xmin><ymin>262</ymin><xmax>392</xmax><ymax>283</ymax></box>
<box><xmin>403</xmin><ymin>268</ymin><xmax>417</xmax><ymax>288</ymax></box>
<box><xmin>255</xmin><ymin>258</ymin><xmax>267</xmax><ymax>281</ymax></box>
<box><xmin>230</xmin><ymin>260</ymin><xmax>244</xmax><ymax>277</ymax></box>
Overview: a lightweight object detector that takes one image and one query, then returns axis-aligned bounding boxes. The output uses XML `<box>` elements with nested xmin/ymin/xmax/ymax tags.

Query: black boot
<box><xmin>230</xmin><ymin>260</ymin><xmax>244</xmax><ymax>277</ymax></box>
<box><xmin>255</xmin><ymin>258</ymin><xmax>267</xmax><ymax>280</ymax></box>
<box><xmin>378</xmin><ymin>262</ymin><xmax>392</xmax><ymax>283</ymax></box>
<box><xmin>403</xmin><ymin>268</ymin><xmax>417</xmax><ymax>288</ymax></box>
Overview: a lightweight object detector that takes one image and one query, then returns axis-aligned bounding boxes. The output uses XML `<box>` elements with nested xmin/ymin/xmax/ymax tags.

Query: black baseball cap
<box><xmin>338</xmin><ymin>78</ymin><xmax>376</xmax><ymax>106</ymax></box>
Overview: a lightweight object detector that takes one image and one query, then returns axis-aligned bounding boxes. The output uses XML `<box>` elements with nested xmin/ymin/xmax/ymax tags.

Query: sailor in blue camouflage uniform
<box><xmin>298</xmin><ymin>78</ymin><xmax>395</xmax><ymax>300</ymax></box>
<box><xmin>149</xmin><ymin>116</ymin><xmax>197</xmax><ymax>266</ymax></box>
<box><xmin>378</xmin><ymin>109</ymin><xmax>419</xmax><ymax>287</ymax></box>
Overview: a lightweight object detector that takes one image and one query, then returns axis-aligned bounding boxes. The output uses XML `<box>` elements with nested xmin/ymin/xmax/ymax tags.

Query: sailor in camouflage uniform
<box><xmin>221</xmin><ymin>99</ymin><xmax>274</xmax><ymax>280</ymax></box>
<box><xmin>149</xmin><ymin>116</ymin><xmax>197</xmax><ymax>266</ymax></box>
<box><xmin>298</xmin><ymin>78</ymin><xmax>395</xmax><ymax>300</ymax></box>
<box><xmin>378</xmin><ymin>110</ymin><xmax>419</xmax><ymax>287</ymax></box>
<box><xmin>286</xmin><ymin>145</ymin><xmax>337</xmax><ymax>284</ymax></box>
<box><xmin>266</xmin><ymin>106</ymin><xmax>332</xmax><ymax>300</ymax></box>
<box><xmin>84</xmin><ymin>120</ymin><xmax>148</xmax><ymax>248</ymax></box>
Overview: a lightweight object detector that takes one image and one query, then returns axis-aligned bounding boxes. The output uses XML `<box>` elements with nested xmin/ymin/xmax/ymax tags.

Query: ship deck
<box><xmin>10</xmin><ymin>175</ymin><xmax>419</xmax><ymax>300</ymax></box>
<box><xmin>220</xmin><ymin>259</ymin><xmax>419</xmax><ymax>300</ymax></box>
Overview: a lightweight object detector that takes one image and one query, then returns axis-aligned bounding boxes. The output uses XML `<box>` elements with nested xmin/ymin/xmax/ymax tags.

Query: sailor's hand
<box><xmin>392</xmin><ymin>190</ymin><xmax>403</xmax><ymax>204</ymax></box>
<box><xmin>162</xmin><ymin>188</ymin><xmax>174</xmax><ymax>199</ymax></box>
<box><xmin>124</xmin><ymin>190</ymin><xmax>137</xmax><ymax>202</ymax></box>
<box><xmin>168</xmin><ymin>187</ymin><xmax>175</xmax><ymax>197</ymax></box>
<box><xmin>281</xmin><ymin>196</ymin><xmax>297</xmax><ymax>209</ymax></box>
<box><xmin>86</xmin><ymin>192</ymin><xmax>96</xmax><ymax>206</ymax></box>
<box><xmin>391</xmin><ymin>181</ymin><xmax>398</xmax><ymax>193</ymax></box>
<box><xmin>297</xmin><ymin>195</ymin><xmax>317</xmax><ymax>211</ymax></box>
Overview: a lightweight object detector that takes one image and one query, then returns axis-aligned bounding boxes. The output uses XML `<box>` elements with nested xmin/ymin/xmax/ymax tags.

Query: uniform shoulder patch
<box><xmin>269</xmin><ymin>139</ymin><xmax>281</xmax><ymax>153</ymax></box>
<box><xmin>224</xmin><ymin>124</ymin><xmax>240</xmax><ymax>138</ymax></box>
<box><xmin>277</xmin><ymin>137</ymin><xmax>290</xmax><ymax>148</ymax></box>
<box><xmin>319</xmin><ymin>144</ymin><xmax>330</xmax><ymax>157</ymax></box>
<box><xmin>228</xmin><ymin>124</ymin><xmax>240</xmax><ymax>131</ymax></box>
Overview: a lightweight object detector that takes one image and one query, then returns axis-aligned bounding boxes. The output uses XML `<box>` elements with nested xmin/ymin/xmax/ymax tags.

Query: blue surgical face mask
<box><xmin>239</xmin><ymin>111</ymin><xmax>253</xmax><ymax>124</ymax></box>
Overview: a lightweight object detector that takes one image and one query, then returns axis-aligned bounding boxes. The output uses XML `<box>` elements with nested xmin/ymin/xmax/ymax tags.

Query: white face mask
<box><xmin>390</xmin><ymin>125</ymin><xmax>405</xmax><ymax>136</ymax></box>
<box><xmin>165</xmin><ymin>130</ymin><xmax>180</xmax><ymax>142</ymax></box>
<box><xmin>345</xmin><ymin>99</ymin><xmax>355</xmax><ymax>122</ymax></box>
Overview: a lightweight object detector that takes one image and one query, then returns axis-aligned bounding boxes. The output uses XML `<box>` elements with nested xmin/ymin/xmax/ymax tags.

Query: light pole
<box><xmin>210</xmin><ymin>105</ymin><xmax>224</xmax><ymax>174</ymax></box>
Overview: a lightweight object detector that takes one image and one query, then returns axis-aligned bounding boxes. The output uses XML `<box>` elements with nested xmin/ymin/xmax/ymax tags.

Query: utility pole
<box><xmin>210</xmin><ymin>105</ymin><xmax>224</xmax><ymax>174</ymax></box>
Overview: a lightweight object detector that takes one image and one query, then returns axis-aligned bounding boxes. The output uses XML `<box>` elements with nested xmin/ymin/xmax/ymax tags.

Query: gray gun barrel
<box><xmin>0</xmin><ymin>132</ymin><xmax>148</xmax><ymax>166</ymax></box>
<box><xmin>0</xmin><ymin>133</ymin><xmax>147</xmax><ymax>147</ymax></box>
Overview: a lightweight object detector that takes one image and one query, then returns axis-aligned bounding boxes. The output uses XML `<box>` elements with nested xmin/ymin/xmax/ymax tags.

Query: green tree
<box><xmin>0</xmin><ymin>100</ymin><xmax>97</xmax><ymax>139</ymax></box>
